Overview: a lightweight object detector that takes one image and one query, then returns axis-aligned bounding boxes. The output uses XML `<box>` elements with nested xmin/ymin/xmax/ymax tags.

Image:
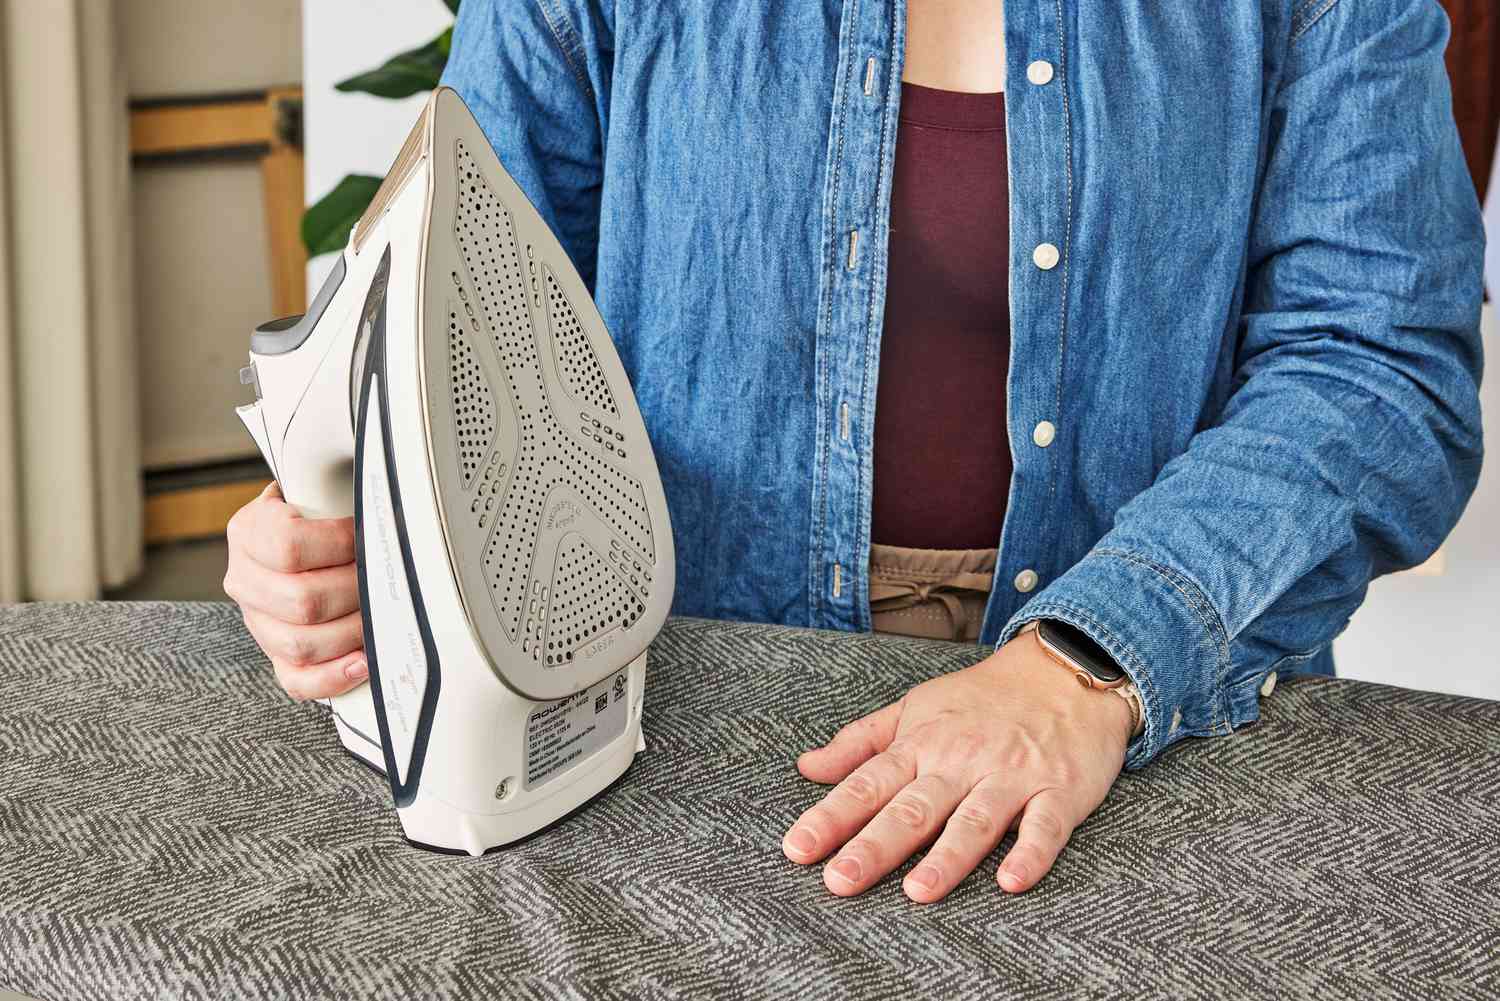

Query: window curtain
<box><xmin>0</xmin><ymin>0</ymin><xmax>142</xmax><ymax>601</ymax></box>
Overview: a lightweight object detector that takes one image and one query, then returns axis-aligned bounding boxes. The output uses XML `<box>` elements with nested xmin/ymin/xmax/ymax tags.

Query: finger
<box><xmin>997</xmin><ymin>788</ymin><xmax>1077</xmax><ymax>894</ymax></box>
<box><xmin>783</xmin><ymin>745</ymin><xmax>916</xmax><ymax>866</ymax></box>
<box><xmin>797</xmin><ymin>701</ymin><xmax>902</xmax><ymax>784</ymax></box>
<box><xmin>823</xmin><ymin>774</ymin><xmax>965</xmax><ymax>897</ymax></box>
<box><xmin>224</xmin><ymin>549</ymin><xmax>360</xmax><ymax>625</ymax></box>
<box><xmin>903</xmin><ymin>775</ymin><xmax>1022</xmax><ymax>903</ymax></box>
<box><xmin>273</xmin><ymin>649</ymin><xmax>368</xmax><ymax>702</ymax></box>
<box><xmin>243</xmin><ymin>606</ymin><xmax>364</xmax><ymax>668</ymax></box>
<box><xmin>237</xmin><ymin>492</ymin><xmax>356</xmax><ymax>573</ymax></box>
<box><xmin>225</xmin><ymin>483</ymin><xmax>272</xmax><ymax>548</ymax></box>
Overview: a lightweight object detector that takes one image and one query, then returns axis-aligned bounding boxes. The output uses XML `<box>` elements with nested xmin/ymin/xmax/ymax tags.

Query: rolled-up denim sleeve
<box><xmin>441</xmin><ymin>0</ymin><xmax>612</xmax><ymax>291</ymax></box>
<box><xmin>999</xmin><ymin>0</ymin><xmax>1486</xmax><ymax>770</ymax></box>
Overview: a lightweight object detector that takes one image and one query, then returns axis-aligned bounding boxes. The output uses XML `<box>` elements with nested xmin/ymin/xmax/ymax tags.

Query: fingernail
<box><xmin>908</xmin><ymin>865</ymin><xmax>939</xmax><ymax>891</ymax></box>
<box><xmin>830</xmin><ymin>856</ymin><xmax>862</xmax><ymax>884</ymax></box>
<box><xmin>345</xmin><ymin>660</ymin><xmax>368</xmax><ymax>682</ymax></box>
<box><xmin>1001</xmin><ymin>863</ymin><xmax>1029</xmax><ymax>889</ymax></box>
<box><xmin>786</xmin><ymin>827</ymin><xmax>817</xmax><ymax>856</ymax></box>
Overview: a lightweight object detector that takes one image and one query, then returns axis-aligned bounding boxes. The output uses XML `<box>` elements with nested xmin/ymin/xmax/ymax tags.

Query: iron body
<box><xmin>235</xmin><ymin>88</ymin><xmax>674</xmax><ymax>855</ymax></box>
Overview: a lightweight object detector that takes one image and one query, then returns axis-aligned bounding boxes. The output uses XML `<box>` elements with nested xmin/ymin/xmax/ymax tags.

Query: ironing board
<box><xmin>1</xmin><ymin>602</ymin><xmax>1496</xmax><ymax>1000</ymax></box>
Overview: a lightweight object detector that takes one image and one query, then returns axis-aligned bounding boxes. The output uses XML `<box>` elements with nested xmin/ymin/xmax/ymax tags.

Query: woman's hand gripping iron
<box><xmin>233</xmin><ymin>87</ymin><xmax>674</xmax><ymax>855</ymax></box>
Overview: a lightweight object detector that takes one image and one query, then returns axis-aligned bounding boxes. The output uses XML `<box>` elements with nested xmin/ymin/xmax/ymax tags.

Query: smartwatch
<box><xmin>1020</xmin><ymin>619</ymin><xmax>1144</xmax><ymax>737</ymax></box>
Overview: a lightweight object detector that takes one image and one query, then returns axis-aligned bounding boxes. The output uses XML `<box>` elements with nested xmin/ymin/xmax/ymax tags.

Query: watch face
<box><xmin>1036</xmin><ymin>619</ymin><xmax>1126</xmax><ymax>684</ymax></box>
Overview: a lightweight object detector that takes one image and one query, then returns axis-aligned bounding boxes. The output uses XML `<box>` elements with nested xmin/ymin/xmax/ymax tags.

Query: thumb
<box><xmin>797</xmin><ymin>700</ymin><xmax>902</xmax><ymax>784</ymax></box>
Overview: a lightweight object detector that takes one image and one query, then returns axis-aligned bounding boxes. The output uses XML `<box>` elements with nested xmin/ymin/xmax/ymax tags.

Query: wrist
<box><xmin>994</xmin><ymin>636</ymin><xmax>1135</xmax><ymax>752</ymax></box>
<box><xmin>1016</xmin><ymin>619</ymin><xmax>1143</xmax><ymax>742</ymax></box>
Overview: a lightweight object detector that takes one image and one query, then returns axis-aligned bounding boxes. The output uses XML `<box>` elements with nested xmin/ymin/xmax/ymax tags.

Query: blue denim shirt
<box><xmin>443</xmin><ymin>0</ymin><xmax>1485</xmax><ymax>768</ymax></box>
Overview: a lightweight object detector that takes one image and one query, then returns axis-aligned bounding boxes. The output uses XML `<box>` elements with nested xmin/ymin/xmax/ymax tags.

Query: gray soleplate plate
<box><xmin>418</xmin><ymin>88</ymin><xmax>674</xmax><ymax>703</ymax></box>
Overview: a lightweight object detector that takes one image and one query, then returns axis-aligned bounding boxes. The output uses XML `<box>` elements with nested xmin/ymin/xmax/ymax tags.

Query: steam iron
<box><xmin>233</xmin><ymin>87</ymin><xmax>674</xmax><ymax>855</ymax></box>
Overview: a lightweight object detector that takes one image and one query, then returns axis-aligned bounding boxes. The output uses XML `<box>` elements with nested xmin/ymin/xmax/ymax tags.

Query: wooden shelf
<box><xmin>129</xmin><ymin>89</ymin><xmax>306</xmax><ymax>543</ymax></box>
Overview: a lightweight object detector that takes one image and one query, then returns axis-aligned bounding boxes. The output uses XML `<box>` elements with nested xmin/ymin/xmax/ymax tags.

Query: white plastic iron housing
<box><xmin>234</xmin><ymin>87</ymin><xmax>674</xmax><ymax>855</ymax></box>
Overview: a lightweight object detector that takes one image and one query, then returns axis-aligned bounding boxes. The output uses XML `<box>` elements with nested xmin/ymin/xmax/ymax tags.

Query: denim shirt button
<box><xmin>1032</xmin><ymin>243</ymin><xmax>1060</xmax><ymax>270</ymax></box>
<box><xmin>1013</xmin><ymin>569</ymin><xmax>1039</xmax><ymax>593</ymax></box>
<box><xmin>1026</xmin><ymin>60</ymin><xmax>1055</xmax><ymax>85</ymax></box>
<box><xmin>1260</xmin><ymin>671</ymin><xmax>1278</xmax><ymax>697</ymax></box>
<box><xmin>1171</xmin><ymin>708</ymin><xmax>1183</xmax><ymax>732</ymax></box>
<box><xmin>1032</xmin><ymin>421</ymin><xmax>1056</xmax><ymax>447</ymax></box>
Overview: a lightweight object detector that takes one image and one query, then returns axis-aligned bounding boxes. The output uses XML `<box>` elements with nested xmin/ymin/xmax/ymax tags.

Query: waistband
<box><xmin>868</xmin><ymin>543</ymin><xmax>998</xmax><ymax>642</ymax></box>
<box><xmin>869</xmin><ymin>542</ymin><xmax>997</xmax><ymax>588</ymax></box>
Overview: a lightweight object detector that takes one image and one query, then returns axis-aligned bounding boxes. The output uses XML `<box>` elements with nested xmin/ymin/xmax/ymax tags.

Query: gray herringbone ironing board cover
<box><xmin>1</xmin><ymin>602</ymin><xmax>1496</xmax><ymax>1001</ymax></box>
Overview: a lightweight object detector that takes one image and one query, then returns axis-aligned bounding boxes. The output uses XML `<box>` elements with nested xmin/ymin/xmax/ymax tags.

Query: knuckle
<box><xmin>833</xmin><ymin>720</ymin><xmax>863</xmax><ymax>745</ymax></box>
<box><xmin>950</xmin><ymin>803</ymin><xmax>998</xmax><ymax>838</ymax></box>
<box><xmin>280</xmin><ymin>631</ymin><xmax>317</xmax><ymax>667</ymax></box>
<box><xmin>1002</xmin><ymin>744</ymin><xmax>1034</xmax><ymax>772</ymax></box>
<box><xmin>947</xmin><ymin>728</ymin><xmax>986</xmax><ymax>758</ymax></box>
<box><xmin>221</xmin><ymin>572</ymin><xmax>238</xmax><ymax>602</ymax></box>
<box><xmin>1050</xmin><ymin>757</ymin><xmax>1083</xmax><ymax>786</ymax></box>
<box><xmin>1030</xmin><ymin>809</ymin><xmax>1066</xmax><ymax>844</ymax></box>
<box><xmin>883</xmin><ymin>740</ymin><xmax>918</xmax><ymax>771</ymax></box>
<box><xmin>886</xmin><ymin>792</ymin><xmax>931</xmax><ymax>832</ymax></box>
<box><xmin>840</xmin><ymin>772</ymin><xmax>883</xmax><ymax>810</ymax></box>
<box><xmin>288</xmin><ymin>586</ymin><xmax>323</xmax><ymax>625</ymax></box>
<box><xmin>271</xmin><ymin>534</ymin><xmax>303</xmax><ymax>573</ymax></box>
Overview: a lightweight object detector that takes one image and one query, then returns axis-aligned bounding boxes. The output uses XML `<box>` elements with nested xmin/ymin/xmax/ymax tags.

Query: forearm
<box><xmin>1000</xmin><ymin>0</ymin><xmax>1486</xmax><ymax>768</ymax></box>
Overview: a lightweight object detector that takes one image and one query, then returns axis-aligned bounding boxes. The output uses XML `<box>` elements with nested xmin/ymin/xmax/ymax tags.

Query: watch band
<box><xmin>1115</xmin><ymin>683</ymin><xmax>1145</xmax><ymax>740</ymax></box>
<box><xmin>1020</xmin><ymin>621</ymin><xmax>1145</xmax><ymax>738</ymax></box>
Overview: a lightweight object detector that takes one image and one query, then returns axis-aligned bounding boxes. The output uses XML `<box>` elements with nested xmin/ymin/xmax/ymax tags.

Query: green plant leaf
<box><xmin>442</xmin><ymin>0</ymin><xmax>460</xmax><ymax>13</ymax></box>
<box><xmin>302</xmin><ymin>174</ymin><xmax>382</xmax><ymax>256</ymax></box>
<box><xmin>335</xmin><ymin>28</ymin><xmax>453</xmax><ymax>99</ymax></box>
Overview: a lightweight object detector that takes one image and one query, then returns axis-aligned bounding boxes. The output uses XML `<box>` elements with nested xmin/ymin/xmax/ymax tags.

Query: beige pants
<box><xmin>868</xmin><ymin>543</ymin><xmax>997</xmax><ymax>642</ymax></box>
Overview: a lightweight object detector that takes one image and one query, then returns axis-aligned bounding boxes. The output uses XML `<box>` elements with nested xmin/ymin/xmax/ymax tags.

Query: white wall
<box><xmin>303</xmin><ymin>6</ymin><xmax>1498</xmax><ymax>700</ymax></box>
<box><xmin>302</xmin><ymin>0</ymin><xmax>451</xmax><ymax>295</ymax></box>
<box><xmin>1335</xmin><ymin>303</ymin><xmax>1499</xmax><ymax>700</ymax></box>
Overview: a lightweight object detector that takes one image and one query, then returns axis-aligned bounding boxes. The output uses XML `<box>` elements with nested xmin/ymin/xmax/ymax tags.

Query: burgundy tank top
<box><xmin>871</xmin><ymin>82</ymin><xmax>1011</xmax><ymax>550</ymax></box>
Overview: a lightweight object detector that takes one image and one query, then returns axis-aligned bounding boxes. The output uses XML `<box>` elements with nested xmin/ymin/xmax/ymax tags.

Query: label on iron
<box><xmin>524</xmin><ymin>671</ymin><xmax>629</xmax><ymax>789</ymax></box>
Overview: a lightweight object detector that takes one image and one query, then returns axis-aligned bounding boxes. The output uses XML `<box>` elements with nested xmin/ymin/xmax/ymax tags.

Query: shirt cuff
<box><xmin>995</xmin><ymin>548</ymin><xmax>1233</xmax><ymax>769</ymax></box>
